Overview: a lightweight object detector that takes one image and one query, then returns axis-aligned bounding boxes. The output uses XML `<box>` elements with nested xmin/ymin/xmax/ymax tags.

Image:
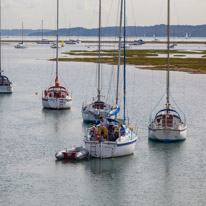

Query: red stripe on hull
<box><xmin>63</xmin><ymin>152</ymin><xmax>76</xmax><ymax>159</ymax></box>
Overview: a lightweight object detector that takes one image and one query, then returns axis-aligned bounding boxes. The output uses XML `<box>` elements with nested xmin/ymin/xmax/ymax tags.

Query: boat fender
<box><xmin>97</xmin><ymin>126</ymin><xmax>108</xmax><ymax>135</ymax></box>
<box><xmin>49</xmin><ymin>93</ymin><xmax>53</xmax><ymax>98</ymax></box>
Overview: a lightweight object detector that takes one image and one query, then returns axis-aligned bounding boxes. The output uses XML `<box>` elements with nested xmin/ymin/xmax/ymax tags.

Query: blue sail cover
<box><xmin>109</xmin><ymin>107</ymin><xmax>120</xmax><ymax>117</ymax></box>
<box><xmin>120</xmin><ymin>124</ymin><xmax>126</xmax><ymax>134</ymax></box>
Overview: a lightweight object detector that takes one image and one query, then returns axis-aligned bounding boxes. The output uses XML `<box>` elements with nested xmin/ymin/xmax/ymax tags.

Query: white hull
<box><xmin>84</xmin><ymin>128</ymin><xmax>138</xmax><ymax>158</ymax></box>
<box><xmin>14</xmin><ymin>44</ymin><xmax>27</xmax><ymax>49</ymax></box>
<box><xmin>82</xmin><ymin>110</ymin><xmax>109</xmax><ymax>122</ymax></box>
<box><xmin>82</xmin><ymin>102</ymin><xmax>112</xmax><ymax>122</ymax></box>
<box><xmin>0</xmin><ymin>85</ymin><xmax>13</xmax><ymax>93</ymax></box>
<box><xmin>148</xmin><ymin>126</ymin><xmax>187</xmax><ymax>142</ymax></box>
<box><xmin>42</xmin><ymin>96</ymin><xmax>72</xmax><ymax>109</ymax></box>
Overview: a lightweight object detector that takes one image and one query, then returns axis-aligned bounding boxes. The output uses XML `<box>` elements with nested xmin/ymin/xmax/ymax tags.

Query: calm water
<box><xmin>0</xmin><ymin>42</ymin><xmax>206</xmax><ymax>206</ymax></box>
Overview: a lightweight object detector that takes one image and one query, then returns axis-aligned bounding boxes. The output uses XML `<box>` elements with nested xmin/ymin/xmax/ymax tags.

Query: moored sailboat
<box><xmin>42</xmin><ymin>0</ymin><xmax>72</xmax><ymax>110</ymax></box>
<box><xmin>83</xmin><ymin>0</ymin><xmax>138</xmax><ymax>158</ymax></box>
<box><xmin>14</xmin><ymin>22</ymin><xmax>27</xmax><ymax>49</ymax></box>
<box><xmin>148</xmin><ymin>0</ymin><xmax>187</xmax><ymax>142</ymax></box>
<box><xmin>36</xmin><ymin>20</ymin><xmax>50</xmax><ymax>44</ymax></box>
<box><xmin>81</xmin><ymin>0</ymin><xmax>114</xmax><ymax>122</ymax></box>
<box><xmin>0</xmin><ymin>0</ymin><xmax>12</xmax><ymax>94</ymax></box>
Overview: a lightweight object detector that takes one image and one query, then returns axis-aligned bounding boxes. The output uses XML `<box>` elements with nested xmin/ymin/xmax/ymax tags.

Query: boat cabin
<box><xmin>0</xmin><ymin>75</ymin><xmax>11</xmax><ymax>86</ymax></box>
<box><xmin>155</xmin><ymin>113</ymin><xmax>181</xmax><ymax>129</ymax></box>
<box><xmin>88</xmin><ymin>121</ymin><xmax>124</xmax><ymax>142</ymax></box>
<box><xmin>92</xmin><ymin>101</ymin><xmax>106</xmax><ymax>110</ymax></box>
<box><xmin>45</xmin><ymin>86</ymin><xmax>68</xmax><ymax>99</ymax></box>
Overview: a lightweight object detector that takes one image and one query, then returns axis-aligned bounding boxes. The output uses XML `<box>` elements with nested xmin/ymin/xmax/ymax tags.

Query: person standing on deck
<box><xmin>99</xmin><ymin>117</ymin><xmax>109</xmax><ymax>128</ymax></box>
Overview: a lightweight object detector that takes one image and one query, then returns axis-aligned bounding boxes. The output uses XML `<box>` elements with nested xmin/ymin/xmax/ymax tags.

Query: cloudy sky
<box><xmin>1</xmin><ymin>0</ymin><xmax>206</xmax><ymax>29</ymax></box>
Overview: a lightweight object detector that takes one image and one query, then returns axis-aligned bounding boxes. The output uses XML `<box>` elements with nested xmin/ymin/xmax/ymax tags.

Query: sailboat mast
<box><xmin>0</xmin><ymin>0</ymin><xmax>1</xmax><ymax>75</ymax></box>
<box><xmin>42</xmin><ymin>20</ymin><xmax>43</xmax><ymax>40</ymax></box>
<box><xmin>123</xmin><ymin>0</ymin><xmax>126</xmax><ymax>122</ymax></box>
<box><xmin>97</xmin><ymin>0</ymin><xmax>101</xmax><ymax>101</ymax></box>
<box><xmin>56</xmin><ymin>0</ymin><xmax>59</xmax><ymax>79</ymax></box>
<box><xmin>166</xmin><ymin>0</ymin><xmax>170</xmax><ymax>108</ymax></box>
<box><xmin>22</xmin><ymin>22</ymin><xmax>24</xmax><ymax>44</ymax></box>
<box><xmin>116</xmin><ymin>0</ymin><xmax>123</xmax><ymax>106</ymax></box>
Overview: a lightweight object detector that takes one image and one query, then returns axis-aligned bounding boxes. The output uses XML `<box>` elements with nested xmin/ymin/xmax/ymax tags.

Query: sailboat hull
<box><xmin>82</xmin><ymin>102</ymin><xmax>112</xmax><ymax>122</ymax></box>
<box><xmin>14</xmin><ymin>44</ymin><xmax>27</xmax><ymax>49</ymax></box>
<box><xmin>84</xmin><ymin>136</ymin><xmax>137</xmax><ymax>158</ymax></box>
<box><xmin>0</xmin><ymin>85</ymin><xmax>13</xmax><ymax>94</ymax></box>
<box><xmin>148</xmin><ymin>126</ymin><xmax>187</xmax><ymax>142</ymax></box>
<box><xmin>82</xmin><ymin>110</ymin><xmax>109</xmax><ymax>122</ymax></box>
<box><xmin>84</xmin><ymin>128</ymin><xmax>138</xmax><ymax>159</ymax></box>
<box><xmin>42</xmin><ymin>97</ymin><xmax>72</xmax><ymax>110</ymax></box>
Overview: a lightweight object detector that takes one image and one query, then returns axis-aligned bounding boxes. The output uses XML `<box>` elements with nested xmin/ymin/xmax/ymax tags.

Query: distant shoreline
<box><xmin>0</xmin><ymin>40</ymin><xmax>206</xmax><ymax>44</ymax></box>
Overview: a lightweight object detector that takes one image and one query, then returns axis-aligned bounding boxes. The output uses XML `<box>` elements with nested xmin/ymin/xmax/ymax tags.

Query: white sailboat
<box><xmin>50</xmin><ymin>40</ymin><xmax>64</xmax><ymax>48</ymax></box>
<box><xmin>42</xmin><ymin>0</ymin><xmax>72</xmax><ymax>110</ymax></box>
<box><xmin>81</xmin><ymin>0</ymin><xmax>114</xmax><ymax>123</ymax></box>
<box><xmin>14</xmin><ymin>22</ymin><xmax>27</xmax><ymax>49</ymax></box>
<box><xmin>36</xmin><ymin>20</ymin><xmax>50</xmax><ymax>44</ymax></box>
<box><xmin>148</xmin><ymin>0</ymin><xmax>187</xmax><ymax>142</ymax></box>
<box><xmin>0</xmin><ymin>0</ymin><xmax>12</xmax><ymax>94</ymax></box>
<box><xmin>84</xmin><ymin>0</ymin><xmax>138</xmax><ymax>158</ymax></box>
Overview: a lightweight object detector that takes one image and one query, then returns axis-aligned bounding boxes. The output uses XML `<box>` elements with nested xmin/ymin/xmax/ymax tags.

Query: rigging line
<box><xmin>105</xmin><ymin>64</ymin><xmax>115</xmax><ymax>103</ymax></box>
<box><xmin>103</xmin><ymin>0</ymin><xmax>114</xmax><ymax>48</ymax></box>
<box><xmin>60</xmin><ymin>0</ymin><xmax>70</xmax><ymax>31</ymax></box>
<box><xmin>131</xmin><ymin>68</ymin><xmax>136</xmax><ymax>122</ymax></box>
<box><xmin>89</xmin><ymin>0</ymin><xmax>98</xmax><ymax>29</ymax></box>
<box><xmin>130</xmin><ymin>0</ymin><xmax>136</xmax><ymax>26</ymax></box>
<box><xmin>157</xmin><ymin>0</ymin><xmax>165</xmax><ymax>24</ymax></box>
<box><xmin>173</xmin><ymin>0</ymin><xmax>181</xmax><ymax>26</ymax></box>
<box><xmin>130</xmin><ymin>0</ymin><xmax>137</xmax><ymax>39</ymax></box>
<box><xmin>170</xmin><ymin>93</ymin><xmax>186</xmax><ymax>120</ymax></box>
<box><xmin>105</xmin><ymin>0</ymin><xmax>114</xmax><ymax>27</ymax></box>
<box><xmin>115</xmin><ymin>0</ymin><xmax>121</xmax><ymax>38</ymax></box>
<box><xmin>59</xmin><ymin>73</ymin><xmax>69</xmax><ymax>88</ymax></box>
<box><xmin>149</xmin><ymin>90</ymin><xmax>166</xmax><ymax>118</ymax></box>
<box><xmin>49</xmin><ymin>73</ymin><xmax>56</xmax><ymax>87</ymax></box>
<box><xmin>154</xmin><ymin>0</ymin><xmax>165</xmax><ymax>38</ymax></box>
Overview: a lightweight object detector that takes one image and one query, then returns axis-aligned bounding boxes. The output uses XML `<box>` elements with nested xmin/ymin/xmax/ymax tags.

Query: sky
<box><xmin>1</xmin><ymin>0</ymin><xmax>206</xmax><ymax>30</ymax></box>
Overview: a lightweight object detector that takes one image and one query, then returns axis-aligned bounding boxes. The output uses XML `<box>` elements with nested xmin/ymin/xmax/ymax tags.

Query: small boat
<box><xmin>36</xmin><ymin>20</ymin><xmax>50</xmax><ymax>44</ymax></box>
<box><xmin>132</xmin><ymin>39</ymin><xmax>145</xmax><ymax>45</ymax></box>
<box><xmin>14</xmin><ymin>22</ymin><xmax>28</xmax><ymax>49</ymax></box>
<box><xmin>81</xmin><ymin>0</ymin><xmax>114</xmax><ymax>122</ymax></box>
<box><xmin>42</xmin><ymin>0</ymin><xmax>72</xmax><ymax>110</ymax></box>
<box><xmin>36</xmin><ymin>39</ymin><xmax>50</xmax><ymax>45</ymax></box>
<box><xmin>84</xmin><ymin>0</ymin><xmax>138</xmax><ymax>159</ymax></box>
<box><xmin>42</xmin><ymin>79</ymin><xmax>72</xmax><ymax>109</ymax></box>
<box><xmin>0</xmin><ymin>0</ymin><xmax>13</xmax><ymax>94</ymax></box>
<box><xmin>148</xmin><ymin>0</ymin><xmax>187</xmax><ymax>142</ymax></box>
<box><xmin>169</xmin><ymin>43</ymin><xmax>177</xmax><ymax>49</ymax></box>
<box><xmin>55</xmin><ymin>146</ymin><xmax>88</xmax><ymax>160</ymax></box>
<box><xmin>14</xmin><ymin>43</ymin><xmax>27</xmax><ymax>49</ymax></box>
<box><xmin>152</xmin><ymin>34</ymin><xmax>159</xmax><ymax>42</ymax></box>
<box><xmin>0</xmin><ymin>75</ymin><xmax>13</xmax><ymax>93</ymax></box>
<box><xmin>50</xmin><ymin>42</ymin><xmax>63</xmax><ymax>48</ymax></box>
<box><xmin>84</xmin><ymin>119</ymin><xmax>137</xmax><ymax>159</ymax></box>
<box><xmin>65</xmin><ymin>39</ymin><xmax>81</xmax><ymax>45</ymax></box>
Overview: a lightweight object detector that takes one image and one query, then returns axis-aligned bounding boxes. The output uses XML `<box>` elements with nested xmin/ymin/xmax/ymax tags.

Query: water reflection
<box><xmin>147</xmin><ymin>140</ymin><xmax>186</xmax><ymax>204</ymax></box>
<box><xmin>42</xmin><ymin>109</ymin><xmax>71</xmax><ymax>133</ymax></box>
